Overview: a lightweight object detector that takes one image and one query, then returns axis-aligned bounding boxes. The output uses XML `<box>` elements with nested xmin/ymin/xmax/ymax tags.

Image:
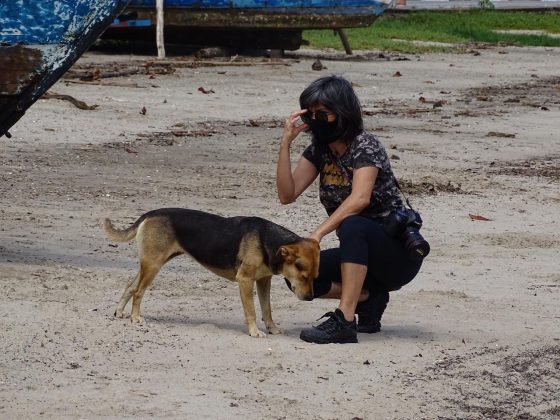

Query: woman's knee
<box><xmin>338</xmin><ymin>215</ymin><xmax>369</xmax><ymax>239</ymax></box>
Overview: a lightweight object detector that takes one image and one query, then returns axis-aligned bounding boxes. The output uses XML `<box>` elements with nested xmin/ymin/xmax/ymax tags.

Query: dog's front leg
<box><xmin>256</xmin><ymin>276</ymin><xmax>282</xmax><ymax>335</ymax></box>
<box><xmin>237</xmin><ymin>267</ymin><xmax>266</xmax><ymax>338</ymax></box>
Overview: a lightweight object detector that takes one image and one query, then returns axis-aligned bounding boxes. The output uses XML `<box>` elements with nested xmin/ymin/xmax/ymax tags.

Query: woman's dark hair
<box><xmin>299</xmin><ymin>75</ymin><xmax>363</xmax><ymax>145</ymax></box>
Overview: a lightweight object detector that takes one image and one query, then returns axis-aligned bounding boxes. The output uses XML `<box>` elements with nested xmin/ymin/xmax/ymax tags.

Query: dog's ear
<box><xmin>278</xmin><ymin>245</ymin><xmax>295</xmax><ymax>262</ymax></box>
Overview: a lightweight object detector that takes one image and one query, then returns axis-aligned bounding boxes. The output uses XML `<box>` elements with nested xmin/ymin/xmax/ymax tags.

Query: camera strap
<box><xmin>393</xmin><ymin>176</ymin><xmax>417</xmax><ymax>212</ymax></box>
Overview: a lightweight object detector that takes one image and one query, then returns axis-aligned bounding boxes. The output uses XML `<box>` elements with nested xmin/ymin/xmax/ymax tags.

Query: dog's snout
<box><xmin>304</xmin><ymin>294</ymin><xmax>314</xmax><ymax>301</ymax></box>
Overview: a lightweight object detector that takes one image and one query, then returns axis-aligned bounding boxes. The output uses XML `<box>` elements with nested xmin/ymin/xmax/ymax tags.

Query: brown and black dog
<box><xmin>103</xmin><ymin>208</ymin><xmax>320</xmax><ymax>337</ymax></box>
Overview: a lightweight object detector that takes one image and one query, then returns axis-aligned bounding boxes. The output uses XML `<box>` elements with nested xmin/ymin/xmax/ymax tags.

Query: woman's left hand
<box><xmin>308</xmin><ymin>230</ymin><xmax>323</xmax><ymax>243</ymax></box>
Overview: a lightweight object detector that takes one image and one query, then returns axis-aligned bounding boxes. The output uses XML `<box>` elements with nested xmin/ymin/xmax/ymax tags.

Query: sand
<box><xmin>1</xmin><ymin>45</ymin><xmax>559</xmax><ymax>419</ymax></box>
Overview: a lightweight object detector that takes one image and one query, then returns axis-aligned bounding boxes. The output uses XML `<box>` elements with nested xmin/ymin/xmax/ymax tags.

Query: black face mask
<box><xmin>308</xmin><ymin>118</ymin><xmax>344</xmax><ymax>145</ymax></box>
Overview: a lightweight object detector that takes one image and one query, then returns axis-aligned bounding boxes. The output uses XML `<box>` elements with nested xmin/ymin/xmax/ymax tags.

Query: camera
<box><xmin>384</xmin><ymin>208</ymin><xmax>430</xmax><ymax>261</ymax></box>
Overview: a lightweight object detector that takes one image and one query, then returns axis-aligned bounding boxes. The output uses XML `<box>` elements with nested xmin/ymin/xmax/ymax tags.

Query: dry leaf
<box><xmin>469</xmin><ymin>214</ymin><xmax>493</xmax><ymax>221</ymax></box>
<box><xmin>486</xmin><ymin>131</ymin><xmax>515</xmax><ymax>138</ymax></box>
<box><xmin>198</xmin><ymin>86</ymin><xmax>215</xmax><ymax>94</ymax></box>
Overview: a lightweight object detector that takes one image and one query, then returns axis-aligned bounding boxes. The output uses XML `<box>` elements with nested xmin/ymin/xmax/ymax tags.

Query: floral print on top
<box><xmin>302</xmin><ymin>132</ymin><xmax>403</xmax><ymax>217</ymax></box>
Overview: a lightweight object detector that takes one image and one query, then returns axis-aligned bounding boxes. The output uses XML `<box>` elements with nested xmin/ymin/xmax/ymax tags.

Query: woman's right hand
<box><xmin>281</xmin><ymin>109</ymin><xmax>308</xmax><ymax>148</ymax></box>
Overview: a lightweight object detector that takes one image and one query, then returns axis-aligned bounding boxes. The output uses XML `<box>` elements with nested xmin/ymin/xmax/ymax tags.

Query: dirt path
<box><xmin>1</xmin><ymin>46</ymin><xmax>559</xmax><ymax>419</ymax></box>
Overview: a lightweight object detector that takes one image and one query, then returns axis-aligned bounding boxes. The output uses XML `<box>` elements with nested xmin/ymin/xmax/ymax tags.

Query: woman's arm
<box><xmin>277</xmin><ymin>154</ymin><xmax>318</xmax><ymax>204</ymax></box>
<box><xmin>276</xmin><ymin>110</ymin><xmax>318</xmax><ymax>204</ymax></box>
<box><xmin>309</xmin><ymin>165</ymin><xmax>378</xmax><ymax>242</ymax></box>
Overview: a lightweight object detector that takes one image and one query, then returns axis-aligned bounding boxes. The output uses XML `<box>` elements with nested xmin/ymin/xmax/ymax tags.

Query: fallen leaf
<box><xmin>392</xmin><ymin>71</ymin><xmax>402</xmax><ymax>77</ymax></box>
<box><xmin>469</xmin><ymin>214</ymin><xmax>493</xmax><ymax>221</ymax></box>
<box><xmin>198</xmin><ymin>86</ymin><xmax>215</xmax><ymax>94</ymax></box>
<box><xmin>486</xmin><ymin>131</ymin><xmax>515</xmax><ymax>138</ymax></box>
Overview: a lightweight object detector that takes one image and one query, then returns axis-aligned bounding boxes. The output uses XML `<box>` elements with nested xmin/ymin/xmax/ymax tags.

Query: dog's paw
<box><xmin>267</xmin><ymin>326</ymin><xmax>283</xmax><ymax>335</ymax></box>
<box><xmin>249</xmin><ymin>329</ymin><xmax>267</xmax><ymax>338</ymax></box>
<box><xmin>114</xmin><ymin>311</ymin><xmax>125</xmax><ymax>318</ymax></box>
<box><xmin>130</xmin><ymin>315</ymin><xmax>145</xmax><ymax>324</ymax></box>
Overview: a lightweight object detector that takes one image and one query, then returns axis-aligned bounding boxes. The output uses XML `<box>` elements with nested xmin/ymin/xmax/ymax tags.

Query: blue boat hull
<box><xmin>0</xmin><ymin>0</ymin><xmax>129</xmax><ymax>138</ymax></box>
<box><xmin>126</xmin><ymin>0</ymin><xmax>389</xmax><ymax>17</ymax></box>
<box><xmin>115</xmin><ymin>0</ymin><xmax>390</xmax><ymax>28</ymax></box>
<box><xmin>105</xmin><ymin>0</ymin><xmax>390</xmax><ymax>50</ymax></box>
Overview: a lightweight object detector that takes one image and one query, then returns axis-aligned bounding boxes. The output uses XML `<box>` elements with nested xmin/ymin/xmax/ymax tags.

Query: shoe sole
<box><xmin>357</xmin><ymin>326</ymin><xmax>381</xmax><ymax>334</ymax></box>
<box><xmin>300</xmin><ymin>334</ymin><xmax>358</xmax><ymax>344</ymax></box>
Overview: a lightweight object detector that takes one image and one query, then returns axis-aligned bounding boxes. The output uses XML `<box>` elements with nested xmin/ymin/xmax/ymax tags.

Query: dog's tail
<box><xmin>103</xmin><ymin>218</ymin><xmax>141</xmax><ymax>242</ymax></box>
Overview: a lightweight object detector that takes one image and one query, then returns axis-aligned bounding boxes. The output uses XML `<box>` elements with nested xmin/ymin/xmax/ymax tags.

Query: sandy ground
<box><xmin>1</xmin><ymin>45</ymin><xmax>559</xmax><ymax>419</ymax></box>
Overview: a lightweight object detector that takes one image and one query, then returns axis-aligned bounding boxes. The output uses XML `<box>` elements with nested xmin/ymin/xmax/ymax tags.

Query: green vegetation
<box><xmin>303</xmin><ymin>10</ymin><xmax>560</xmax><ymax>53</ymax></box>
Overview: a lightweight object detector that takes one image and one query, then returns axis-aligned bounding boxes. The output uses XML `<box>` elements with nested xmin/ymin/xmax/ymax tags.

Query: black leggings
<box><xmin>307</xmin><ymin>215</ymin><xmax>423</xmax><ymax>298</ymax></box>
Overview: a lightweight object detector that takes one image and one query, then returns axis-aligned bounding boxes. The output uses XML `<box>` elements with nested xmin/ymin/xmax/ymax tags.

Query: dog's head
<box><xmin>278</xmin><ymin>239</ymin><xmax>320</xmax><ymax>301</ymax></box>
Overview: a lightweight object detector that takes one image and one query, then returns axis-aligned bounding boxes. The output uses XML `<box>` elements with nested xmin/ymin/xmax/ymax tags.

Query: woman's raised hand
<box><xmin>281</xmin><ymin>109</ymin><xmax>308</xmax><ymax>147</ymax></box>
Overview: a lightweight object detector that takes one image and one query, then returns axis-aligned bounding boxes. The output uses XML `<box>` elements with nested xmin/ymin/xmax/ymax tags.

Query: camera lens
<box><xmin>403</xmin><ymin>228</ymin><xmax>430</xmax><ymax>261</ymax></box>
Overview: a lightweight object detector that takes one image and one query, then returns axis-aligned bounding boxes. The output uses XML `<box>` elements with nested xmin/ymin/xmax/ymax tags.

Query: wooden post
<box><xmin>156</xmin><ymin>0</ymin><xmax>165</xmax><ymax>58</ymax></box>
<box><xmin>336</xmin><ymin>29</ymin><xmax>353</xmax><ymax>55</ymax></box>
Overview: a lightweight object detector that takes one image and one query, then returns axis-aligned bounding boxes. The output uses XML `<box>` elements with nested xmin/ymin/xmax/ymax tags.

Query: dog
<box><xmin>103</xmin><ymin>208</ymin><xmax>320</xmax><ymax>337</ymax></box>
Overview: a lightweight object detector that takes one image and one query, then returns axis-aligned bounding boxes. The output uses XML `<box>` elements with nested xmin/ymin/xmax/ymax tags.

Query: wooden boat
<box><xmin>0</xmin><ymin>0</ymin><xmax>129</xmax><ymax>138</ymax></box>
<box><xmin>104</xmin><ymin>0</ymin><xmax>392</xmax><ymax>50</ymax></box>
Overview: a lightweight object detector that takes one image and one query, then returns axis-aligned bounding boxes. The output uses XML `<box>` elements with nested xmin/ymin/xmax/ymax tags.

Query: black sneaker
<box><xmin>300</xmin><ymin>308</ymin><xmax>358</xmax><ymax>344</ymax></box>
<box><xmin>356</xmin><ymin>291</ymin><xmax>389</xmax><ymax>333</ymax></box>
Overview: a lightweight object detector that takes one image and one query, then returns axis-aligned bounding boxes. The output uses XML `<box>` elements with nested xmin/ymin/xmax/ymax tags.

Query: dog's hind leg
<box><xmin>115</xmin><ymin>272</ymin><xmax>140</xmax><ymax>318</ymax></box>
<box><xmin>256</xmin><ymin>276</ymin><xmax>282</xmax><ymax>335</ymax></box>
<box><xmin>130</xmin><ymin>259</ymin><xmax>162</xmax><ymax>323</ymax></box>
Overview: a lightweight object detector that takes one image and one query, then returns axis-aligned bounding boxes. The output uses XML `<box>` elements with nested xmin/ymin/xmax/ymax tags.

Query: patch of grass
<box><xmin>303</xmin><ymin>10</ymin><xmax>560</xmax><ymax>53</ymax></box>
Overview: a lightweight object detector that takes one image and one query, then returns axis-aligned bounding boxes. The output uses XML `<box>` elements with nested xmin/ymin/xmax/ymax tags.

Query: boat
<box><xmin>0</xmin><ymin>0</ymin><xmax>129</xmax><ymax>138</ymax></box>
<box><xmin>104</xmin><ymin>0</ymin><xmax>392</xmax><ymax>51</ymax></box>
